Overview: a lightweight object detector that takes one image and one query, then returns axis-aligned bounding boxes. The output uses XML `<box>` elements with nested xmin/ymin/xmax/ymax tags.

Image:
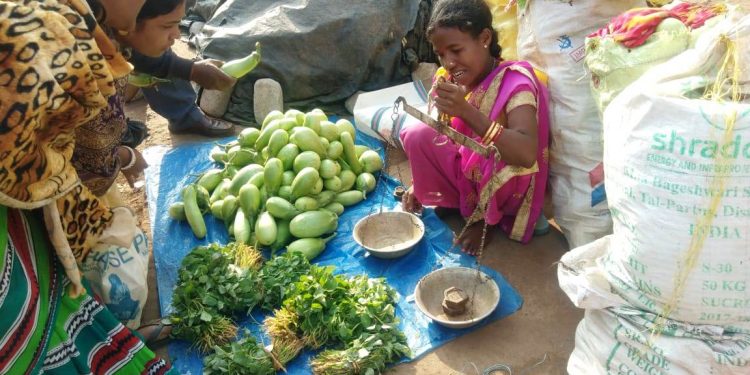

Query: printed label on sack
<box><xmin>603</xmin><ymin>101</ymin><xmax>750</xmax><ymax>325</ymax></box>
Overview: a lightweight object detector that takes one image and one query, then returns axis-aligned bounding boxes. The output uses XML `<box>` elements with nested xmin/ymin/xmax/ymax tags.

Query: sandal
<box><xmin>137</xmin><ymin>319</ymin><xmax>172</xmax><ymax>346</ymax></box>
<box><xmin>168</xmin><ymin>113</ymin><xmax>235</xmax><ymax>137</ymax></box>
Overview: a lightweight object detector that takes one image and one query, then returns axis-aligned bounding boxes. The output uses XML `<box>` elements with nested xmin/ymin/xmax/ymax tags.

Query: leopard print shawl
<box><xmin>0</xmin><ymin>0</ymin><xmax>132</xmax><ymax>293</ymax></box>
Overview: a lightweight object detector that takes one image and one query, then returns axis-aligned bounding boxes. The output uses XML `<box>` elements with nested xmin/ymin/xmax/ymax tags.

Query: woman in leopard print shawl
<box><xmin>0</xmin><ymin>0</ymin><xmax>175</xmax><ymax>373</ymax></box>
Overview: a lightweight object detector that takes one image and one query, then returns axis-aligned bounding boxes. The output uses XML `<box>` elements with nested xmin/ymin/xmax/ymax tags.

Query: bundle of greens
<box><xmin>283</xmin><ymin>266</ymin><xmax>350</xmax><ymax>348</ymax></box>
<box><xmin>265</xmin><ymin>265</ymin><xmax>411</xmax><ymax>373</ymax></box>
<box><xmin>264</xmin><ymin>307</ymin><xmax>305</xmax><ymax>365</ymax></box>
<box><xmin>170</xmin><ymin>243</ymin><xmax>411</xmax><ymax>373</ymax></box>
<box><xmin>170</xmin><ymin>243</ymin><xmax>264</xmax><ymax>351</ymax></box>
<box><xmin>311</xmin><ymin>325</ymin><xmax>410</xmax><ymax>375</ymax></box>
<box><xmin>203</xmin><ymin>332</ymin><xmax>276</xmax><ymax>375</ymax></box>
<box><xmin>258</xmin><ymin>251</ymin><xmax>311</xmax><ymax>311</ymax></box>
<box><xmin>328</xmin><ymin>275</ymin><xmax>397</xmax><ymax>344</ymax></box>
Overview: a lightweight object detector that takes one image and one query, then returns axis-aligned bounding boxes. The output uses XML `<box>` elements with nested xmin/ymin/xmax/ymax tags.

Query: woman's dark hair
<box><xmin>426</xmin><ymin>0</ymin><xmax>501</xmax><ymax>59</ymax></box>
<box><xmin>86</xmin><ymin>0</ymin><xmax>106</xmax><ymax>23</ymax></box>
<box><xmin>137</xmin><ymin>0</ymin><xmax>185</xmax><ymax>22</ymax></box>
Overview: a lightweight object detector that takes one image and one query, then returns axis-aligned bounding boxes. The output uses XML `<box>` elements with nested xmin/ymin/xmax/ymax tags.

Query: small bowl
<box><xmin>353</xmin><ymin>211</ymin><xmax>425</xmax><ymax>259</ymax></box>
<box><xmin>414</xmin><ymin>267</ymin><xmax>500</xmax><ymax>329</ymax></box>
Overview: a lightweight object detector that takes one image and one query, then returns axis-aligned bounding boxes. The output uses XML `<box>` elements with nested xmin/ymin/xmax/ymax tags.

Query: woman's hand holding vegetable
<box><xmin>190</xmin><ymin>59</ymin><xmax>237</xmax><ymax>91</ymax></box>
<box><xmin>433</xmin><ymin>81</ymin><xmax>472</xmax><ymax>118</ymax></box>
<box><xmin>435</xmin><ymin>81</ymin><xmax>493</xmax><ymax>141</ymax></box>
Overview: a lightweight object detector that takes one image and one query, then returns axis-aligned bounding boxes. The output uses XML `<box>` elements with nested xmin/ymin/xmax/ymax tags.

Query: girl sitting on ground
<box><xmin>400</xmin><ymin>0</ymin><xmax>550</xmax><ymax>255</ymax></box>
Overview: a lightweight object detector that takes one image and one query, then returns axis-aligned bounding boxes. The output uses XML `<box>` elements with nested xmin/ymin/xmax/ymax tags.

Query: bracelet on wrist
<box><xmin>120</xmin><ymin>146</ymin><xmax>137</xmax><ymax>171</ymax></box>
<box><xmin>481</xmin><ymin>121</ymin><xmax>504</xmax><ymax>146</ymax></box>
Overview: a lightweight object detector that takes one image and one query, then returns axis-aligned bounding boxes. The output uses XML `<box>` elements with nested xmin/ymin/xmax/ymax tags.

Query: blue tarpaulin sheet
<box><xmin>144</xmin><ymin>130</ymin><xmax>523</xmax><ymax>374</ymax></box>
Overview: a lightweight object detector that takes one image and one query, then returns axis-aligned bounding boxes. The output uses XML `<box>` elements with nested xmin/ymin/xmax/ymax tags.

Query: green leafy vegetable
<box><xmin>311</xmin><ymin>325</ymin><xmax>411</xmax><ymax>375</ymax></box>
<box><xmin>258</xmin><ymin>251</ymin><xmax>311</xmax><ymax>311</ymax></box>
<box><xmin>203</xmin><ymin>331</ymin><xmax>276</xmax><ymax>375</ymax></box>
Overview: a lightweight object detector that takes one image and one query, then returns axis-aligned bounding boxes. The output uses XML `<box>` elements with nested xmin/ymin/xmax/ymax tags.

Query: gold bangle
<box><xmin>482</xmin><ymin>121</ymin><xmax>502</xmax><ymax>145</ymax></box>
<box><xmin>480</xmin><ymin>121</ymin><xmax>498</xmax><ymax>144</ymax></box>
<box><xmin>489</xmin><ymin>125</ymin><xmax>505</xmax><ymax>145</ymax></box>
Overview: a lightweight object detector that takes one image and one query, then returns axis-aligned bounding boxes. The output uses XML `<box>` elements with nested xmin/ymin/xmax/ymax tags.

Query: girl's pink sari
<box><xmin>400</xmin><ymin>60</ymin><xmax>550</xmax><ymax>244</ymax></box>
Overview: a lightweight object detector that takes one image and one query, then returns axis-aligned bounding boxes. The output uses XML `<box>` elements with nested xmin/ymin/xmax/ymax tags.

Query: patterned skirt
<box><xmin>0</xmin><ymin>206</ymin><xmax>174</xmax><ymax>374</ymax></box>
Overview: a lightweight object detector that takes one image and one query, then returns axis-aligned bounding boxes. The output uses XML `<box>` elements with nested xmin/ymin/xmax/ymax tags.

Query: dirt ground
<box><xmin>124</xmin><ymin>41</ymin><xmax>583</xmax><ymax>374</ymax></box>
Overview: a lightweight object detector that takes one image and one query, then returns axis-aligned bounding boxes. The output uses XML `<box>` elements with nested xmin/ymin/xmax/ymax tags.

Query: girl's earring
<box><xmin>484</xmin><ymin>44</ymin><xmax>488</xmax><ymax>48</ymax></box>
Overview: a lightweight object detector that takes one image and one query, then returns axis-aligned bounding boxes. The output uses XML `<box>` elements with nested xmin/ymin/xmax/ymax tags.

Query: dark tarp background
<box><xmin>189</xmin><ymin>0</ymin><xmax>423</xmax><ymax>124</ymax></box>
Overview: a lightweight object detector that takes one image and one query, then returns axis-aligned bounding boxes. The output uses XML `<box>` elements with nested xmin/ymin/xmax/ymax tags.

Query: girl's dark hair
<box><xmin>137</xmin><ymin>0</ymin><xmax>185</xmax><ymax>21</ymax></box>
<box><xmin>426</xmin><ymin>0</ymin><xmax>501</xmax><ymax>59</ymax></box>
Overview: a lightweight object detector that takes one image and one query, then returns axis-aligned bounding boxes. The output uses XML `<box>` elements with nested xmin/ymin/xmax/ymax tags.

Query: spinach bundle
<box><xmin>170</xmin><ymin>243</ymin><xmax>263</xmax><ymax>351</ymax></box>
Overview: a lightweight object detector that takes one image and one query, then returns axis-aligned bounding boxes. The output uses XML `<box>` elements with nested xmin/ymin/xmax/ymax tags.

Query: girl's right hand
<box><xmin>401</xmin><ymin>185</ymin><xmax>423</xmax><ymax>213</ymax></box>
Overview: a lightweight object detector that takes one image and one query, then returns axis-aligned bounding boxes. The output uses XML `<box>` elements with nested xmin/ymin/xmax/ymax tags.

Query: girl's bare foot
<box><xmin>457</xmin><ymin>220</ymin><xmax>495</xmax><ymax>256</ymax></box>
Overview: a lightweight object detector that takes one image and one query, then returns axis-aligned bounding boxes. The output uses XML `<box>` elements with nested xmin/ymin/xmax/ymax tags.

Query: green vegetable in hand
<box><xmin>128</xmin><ymin>72</ymin><xmax>170</xmax><ymax>87</ymax></box>
<box><xmin>221</xmin><ymin>42</ymin><xmax>262</xmax><ymax>79</ymax></box>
